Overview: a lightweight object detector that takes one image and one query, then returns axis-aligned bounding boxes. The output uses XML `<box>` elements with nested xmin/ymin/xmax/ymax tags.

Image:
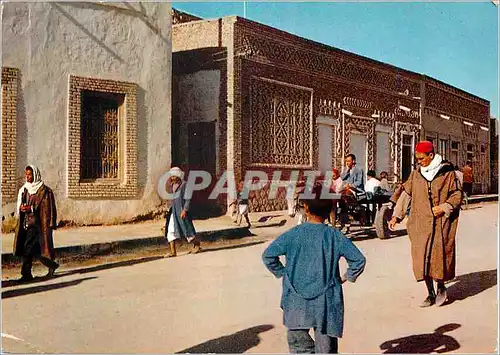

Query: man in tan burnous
<box><xmin>389</xmin><ymin>141</ymin><xmax>463</xmax><ymax>307</ymax></box>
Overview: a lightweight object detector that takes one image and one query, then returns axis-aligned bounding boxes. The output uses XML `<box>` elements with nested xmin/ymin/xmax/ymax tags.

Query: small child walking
<box><xmin>262</xmin><ymin>183</ymin><xmax>366</xmax><ymax>353</ymax></box>
<box><xmin>229</xmin><ymin>180</ymin><xmax>253</xmax><ymax>228</ymax></box>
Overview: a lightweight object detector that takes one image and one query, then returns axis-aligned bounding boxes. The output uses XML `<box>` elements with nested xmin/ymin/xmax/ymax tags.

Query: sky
<box><xmin>173</xmin><ymin>2</ymin><xmax>499</xmax><ymax>118</ymax></box>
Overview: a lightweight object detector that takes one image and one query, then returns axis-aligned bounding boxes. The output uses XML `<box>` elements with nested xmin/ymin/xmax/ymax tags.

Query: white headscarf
<box><xmin>15</xmin><ymin>165</ymin><xmax>44</xmax><ymax>216</ymax></box>
<box><xmin>420</xmin><ymin>154</ymin><xmax>443</xmax><ymax>182</ymax></box>
<box><xmin>168</xmin><ymin>166</ymin><xmax>183</xmax><ymax>179</ymax></box>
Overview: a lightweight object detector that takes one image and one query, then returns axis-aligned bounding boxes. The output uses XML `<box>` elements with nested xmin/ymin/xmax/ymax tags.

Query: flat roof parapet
<box><xmin>172</xmin><ymin>8</ymin><xmax>202</xmax><ymax>25</ymax></box>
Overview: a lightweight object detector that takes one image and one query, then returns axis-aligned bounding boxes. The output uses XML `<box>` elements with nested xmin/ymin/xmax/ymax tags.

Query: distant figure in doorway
<box><xmin>461</xmin><ymin>161</ymin><xmax>473</xmax><ymax>197</ymax></box>
<box><xmin>262</xmin><ymin>183</ymin><xmax>366</xmax><ymax>354</ymax></box>
<box><xmin>164</xmin><ymin>167</ymin><xmax>200</xmax><ymax>257</ymax></box>
<box><xmin>14</xmin><ymin>165</ymin><xmax>59</xmax><ymax>281</ymax></box>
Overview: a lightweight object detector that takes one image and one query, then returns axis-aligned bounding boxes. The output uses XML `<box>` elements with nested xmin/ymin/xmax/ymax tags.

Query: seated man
<box><xmin>364</xmin><ymin>170</ymin><xmax>381</xmax><ymax>224</ymax></box>
<box><xmin>340</xmin><ymin>153</ymin><xmax>365</xmax><ymax>195</ymax></box>
<box><xmin>338</xmin><ymin>154</ymin><xmax>365</xmax><ymax>232</ymax></box>
<box><xmin>365</xmin><ymin>170</ymin><xmax>381</xmax><ymax>199</ymax></box>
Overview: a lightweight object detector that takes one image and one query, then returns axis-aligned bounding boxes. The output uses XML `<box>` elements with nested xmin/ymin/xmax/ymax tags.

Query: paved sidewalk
<box><xmin>464</xmin><ymin>194</ymin><xmax>498</xmax><ymax>204</ymax></box>
<box><xmin>1</xmin><ymin>211</ymin><xmax>291</xmax><ymax>262</ymax></box>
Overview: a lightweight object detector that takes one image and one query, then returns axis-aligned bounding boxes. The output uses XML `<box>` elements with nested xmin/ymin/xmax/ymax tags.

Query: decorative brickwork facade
<box><xmin>1</xmin><ymin>67</ymin><xmax>18</xmax><ymax>202</ymax></box>
<box><xmin>249</xmin><ymin>77</ymin><xmax>313</xmax><ymax>168</ymax></box>
<box><xmin>67</xmin><ymin>75</ymin><xmax>138</xmax><ymax>199</ymax></box>
<box><xmin>172</xmin><ymin>13</ymin><xmax>492</xmax><ymax>214</ymax></box>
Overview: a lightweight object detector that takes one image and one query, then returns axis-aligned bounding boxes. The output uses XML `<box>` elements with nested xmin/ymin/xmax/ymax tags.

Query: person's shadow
<box><xmin>176</xmin><ymin>324</ymin><xmax>274</xmax><ymax>353</ymax></box>
<box><xmin>380</xmin><ymin>324</ymin><xmax>461</xmax><ymax>353</ymax></box>
<box><xmin>446</xmin><ymin>269</ymin><xmax>497</xmax><ymax>305</ymax></box>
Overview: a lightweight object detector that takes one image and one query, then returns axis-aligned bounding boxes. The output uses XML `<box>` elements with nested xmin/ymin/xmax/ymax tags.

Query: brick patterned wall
<box><xmin>1</xmin><ymin>67</ymin><xmax>18</xmax><ymax>202</ymax></box>
<box><xmin>424</xmin><ymin>79</ymin><xmax>489</xmax><ymax>126</ymax></box>
<box><xmin>249</xmin><ymin>182</ymin><xmax>288</xmax><ymax>212</ymax></box>
<box><xmin>67</xmin><ymin>75</ymin><xmax>138</xmax><ymax>199</ymax></box>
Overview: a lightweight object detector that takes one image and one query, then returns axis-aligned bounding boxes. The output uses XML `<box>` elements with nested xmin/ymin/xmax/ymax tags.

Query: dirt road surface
<box><xmin>1</xmin><ymin>203</ymin><xmax>497</xmax><ymax>353</ymax></box>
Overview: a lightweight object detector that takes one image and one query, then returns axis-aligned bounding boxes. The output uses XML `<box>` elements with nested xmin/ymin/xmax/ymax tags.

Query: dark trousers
<box><xmin>21</xmin><ymin>255</ymin><xmax>59</xmax><ymax>277</ymax></box>
<box><xmin>463</xmin><ymin>182</ymin><xmax>473</xmax><ymax>196</ymax></box>
<box><xmin>287</xmin><ymin>329</ymin><xmax>338</xmax><ymax>354</ymax></box>
<box><xmin>21</xmin><ymin>227</ymin><xmax>58</xmax><ymax>277</ymax></box>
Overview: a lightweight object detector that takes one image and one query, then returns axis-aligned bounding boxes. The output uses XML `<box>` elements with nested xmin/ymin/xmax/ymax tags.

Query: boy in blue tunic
<box><xmin>262</xmin><ymin>184</ymin><xmax>366</xmax><ymax>353</ymax></box>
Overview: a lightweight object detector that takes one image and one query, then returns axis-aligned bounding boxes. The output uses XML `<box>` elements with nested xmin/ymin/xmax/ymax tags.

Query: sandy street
<box><xmin>1</xmin><ymin>203</ymin><xmax>497</xmax><ymax>353</ymax></box>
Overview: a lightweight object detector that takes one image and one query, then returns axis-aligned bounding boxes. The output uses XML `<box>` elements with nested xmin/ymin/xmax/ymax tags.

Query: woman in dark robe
<box><xmin>14</xmin><ymin>165</ymin><xmax>59</xmax><ymax>281</ymax></box>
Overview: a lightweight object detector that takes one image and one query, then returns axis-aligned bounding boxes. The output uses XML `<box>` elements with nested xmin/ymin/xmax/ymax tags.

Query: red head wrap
<box><xmin>415</xmin><ymin>141</ymin><xmax>434</xmax><ymax>154</ymax></box>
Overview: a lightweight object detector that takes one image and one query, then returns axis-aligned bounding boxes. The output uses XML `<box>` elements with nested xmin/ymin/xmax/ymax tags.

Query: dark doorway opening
<box><xmin>187</xmin><ymin>121</ymin><xmax>221</xmax><ymax>218</ymax></box>
<box><xmin>402</xmin><ymin>134</ymin><xmax>413</xmax><ymax>182</ymax></box>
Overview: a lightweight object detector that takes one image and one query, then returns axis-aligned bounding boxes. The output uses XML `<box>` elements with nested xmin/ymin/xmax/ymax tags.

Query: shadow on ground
<box><xmin>256</xmin><ymin>215</ymin><xmax>286</xmax><ymax>223</ymax></box>
<box><xmin>380</xmin><ymin>323</ymin><xmax>461</xmax><ymax>353</ymax></box>
<box><xmin>200</xmin><ymin>240</ymin><xmax>266</xmax><ymax>254</ymax></box>
<box><xmin>2</xmin><ymin>256</ymin><xmax>164</xmax><ymax>288</ymax></box>
<box><xmin>1</xmin><ymin>276</ymin><xmax>97</xmax><ymax>299</ymax></box>
<box><xmin>446</xmin><ymin>269</ymin><xmax>497</xmax><ymax>305</ymax></box>
<box><xmin>252</xmin><ymin>219</ymin><xmax>288</xmax><ymax>229</ymax></box>
<box><xmin>176</xmin><ymin>324</ymin><xmax>274</xmax><ymax>353</ymax></box>
<box><xmin>347</xmin><ymin>228</ymin><xmax>407</xmax><ymax>242</ymax></box>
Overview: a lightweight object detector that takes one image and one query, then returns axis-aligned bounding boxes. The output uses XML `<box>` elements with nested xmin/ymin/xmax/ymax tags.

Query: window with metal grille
<box><xmin>80</xmin><ymin>91</ymin><xmax>124</xmax><ymax>180</ymax></box>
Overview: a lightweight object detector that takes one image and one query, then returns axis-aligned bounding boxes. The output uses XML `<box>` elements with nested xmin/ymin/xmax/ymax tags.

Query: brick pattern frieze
<box><xmin>425</xmin><ymin>83</ymin><xmax>489</xmax><ymax>126</ymax></box>
<box><xmin>237</xmin><ymin>26</ymin><xmax>421</xmax><ymax>98</ymax></box>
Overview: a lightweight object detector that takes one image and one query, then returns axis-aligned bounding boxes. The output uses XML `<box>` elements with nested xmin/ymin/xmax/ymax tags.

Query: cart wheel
<box><xmin>375</xmin><ymin>204</ymin><xmax>393</xmax><ymax>239</ymax></box>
